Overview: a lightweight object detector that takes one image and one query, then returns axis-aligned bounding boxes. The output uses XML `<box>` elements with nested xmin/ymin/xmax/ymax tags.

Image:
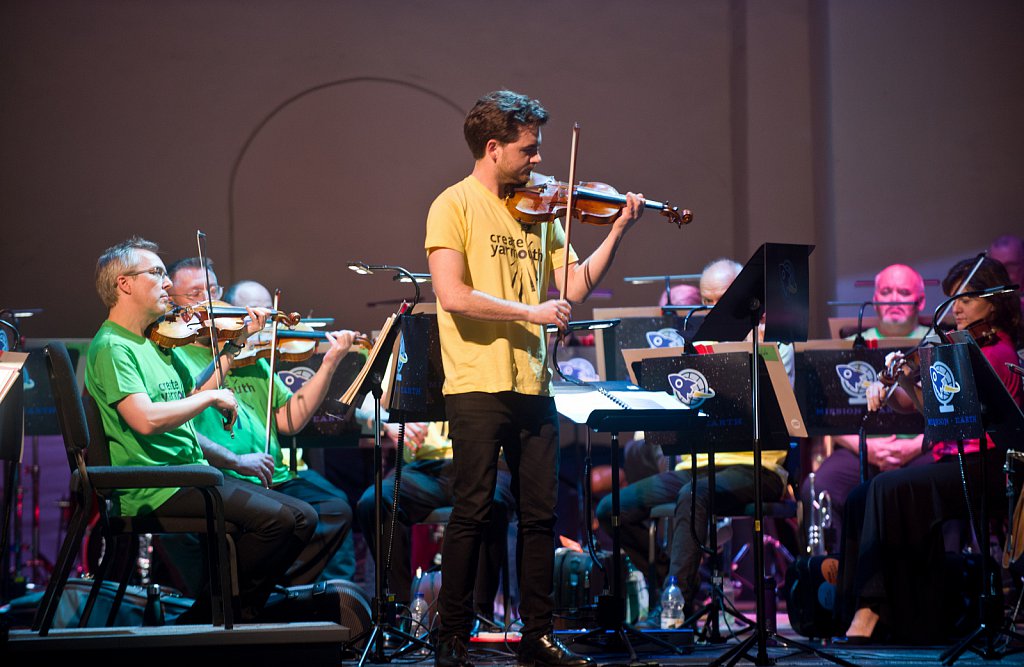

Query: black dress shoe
<box><xmin>435</xmin><ymin>636</ymin><xmax>473</xmax><ymax>667</ymax></box>
<box><xmin>518</xmin><ymin>633</ymin><xmax>593</xmax><ymax>667</ymax></box>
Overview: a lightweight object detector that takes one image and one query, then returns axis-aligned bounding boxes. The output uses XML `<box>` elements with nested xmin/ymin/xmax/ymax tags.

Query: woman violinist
<box><xmin>840</xmin><ymin>256</ymin><xmax>1022</xmax><ymax>645</ymax></box>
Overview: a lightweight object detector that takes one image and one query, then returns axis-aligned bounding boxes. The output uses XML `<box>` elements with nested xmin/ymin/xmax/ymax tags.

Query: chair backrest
<box><xmin>44</xmin><ymin>342</ymin><xmax>90</xmax><ymax>476</ymax></box>
<box><xmin>82</xmin><ymin>389</ymin><xmax>112</xmax><ymax>466</ymax></box>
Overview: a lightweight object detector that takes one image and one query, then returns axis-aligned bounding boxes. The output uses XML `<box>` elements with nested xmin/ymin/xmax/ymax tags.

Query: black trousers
<box><xmin>436</xmin><ymin>392</ymin><xmax>559</xmax><ymax>642</ymax></box>
<box><xmin>800</xmin><ymin>446</ymin><xmax>931</xmax><ymax>548</ymax></box>
<box><xmin>596</xmin><ymin>462</ymin><xmax>784</xmax><ymax>604</ymax></box>
<box><xmin>356</xmin><ymin>457</ymin><xmax>513</xmax><ymax>609</ymax></box>
<box><xmin>156</xmin><ymin>476</ymin><xmax>316</xmax><ymax>619</ymax></box>
<box><xmin>273</xmin><ymin>470</ymin><xmax>354</xmax><ymax>585</ymax></box>
<box><xmin>838</xmin><ymin>451</ymin><xmax>1003</xmax><ymax>644</ymax></box>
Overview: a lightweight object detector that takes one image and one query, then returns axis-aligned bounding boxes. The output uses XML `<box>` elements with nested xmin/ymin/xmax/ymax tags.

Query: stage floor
<box><xmin>385</xmin><ymin>611</ymin><xmax>1024</xmax><ymax>666</ymax></box>
<box><xmin>8</xmin><ymin>608</ymin><xmax>1024</xmax><ymax>665</ymax></box>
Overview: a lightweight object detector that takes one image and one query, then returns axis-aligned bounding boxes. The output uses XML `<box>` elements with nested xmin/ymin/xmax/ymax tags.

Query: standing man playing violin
<box><xmin>426</xmin><ymin>90</ymin><xmax>645</xmax><ymax>667</ymax></box>
<box><xmin>164</xmin><ymin>258</ymin><xmax>358</xmax><ymax>587</ymax></box>
<box><xmin>85</xmin><ymin>237</ymin><xmax>318</xmax><ymax>622</ymax></box>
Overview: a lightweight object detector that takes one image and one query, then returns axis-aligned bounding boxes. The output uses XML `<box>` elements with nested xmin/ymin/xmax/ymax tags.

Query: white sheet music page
<box><xmin>553</xmin><ymin>382</ymin><xmax>688</xmax><ymax>425</ymax></box>
<box><xmin>0</xmin><ymin>351</ymin><xmax>28</xmax><ymax>403</ymax></box>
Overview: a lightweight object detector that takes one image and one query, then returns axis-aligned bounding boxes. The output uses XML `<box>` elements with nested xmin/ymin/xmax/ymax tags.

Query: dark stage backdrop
<box><xmin>1</xmin><ymin>0</ymin><xmax>1021</xmax><ymax>343</ymax></box>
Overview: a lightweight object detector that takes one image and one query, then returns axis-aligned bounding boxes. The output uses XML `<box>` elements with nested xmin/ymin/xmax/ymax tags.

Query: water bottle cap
<box><xmin>667</xmin><ymin>575</ymin><xmax>677</xmax><ymax>585</ymax></box>
<box><xmin>415</xmin><ymin>591</ymin><xmax>425</xmax><ymax>598</ymax></box>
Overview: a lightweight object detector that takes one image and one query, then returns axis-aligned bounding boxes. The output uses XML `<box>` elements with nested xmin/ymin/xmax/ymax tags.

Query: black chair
<box><xmin>31</xmin><ymin>341</ymin><xmax>236</xmax><ymax>634</ymax></box>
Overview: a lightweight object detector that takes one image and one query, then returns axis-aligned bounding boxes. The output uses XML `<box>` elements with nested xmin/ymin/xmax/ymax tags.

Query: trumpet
<box><xmin>806</xmin><ymin>472</ymin><xmax>833</xmax><ymax>556</ymax></box>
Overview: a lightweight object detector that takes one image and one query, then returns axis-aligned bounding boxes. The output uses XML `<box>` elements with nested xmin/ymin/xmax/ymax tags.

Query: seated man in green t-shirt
<box><xmin>84</xmin><ymin>236</ymin><xmax>318</xmax><ymax>622</ymax></box>
<box><xmin>163</xmin><ymin>258</ymin><xmax>358</xmax><ymax>587</ymax></box>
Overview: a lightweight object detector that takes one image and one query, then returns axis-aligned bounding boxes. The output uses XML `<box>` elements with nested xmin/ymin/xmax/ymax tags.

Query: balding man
<box><xmin>858</xmin><ymin>263</ymin><xmax>930</xmax><ymax>340</ymax></box>
<box><xmin>223</xmin><ymin>280</ymin><xmax>274</xmax><ymax>310</ymax></box>
<box><xmin>596</xmin><ymin>257</ymin><xmax>791</xmax><ymax>627</ymax></box>
<box><xmin>801</xmin><ymin>264</ymin><xmax>933</xmax><ymax>551</ymax></box>
<box><xmin>698</xmin><ymin>258</ymin><xmax>742</xmax><ymax>307</ymax></box>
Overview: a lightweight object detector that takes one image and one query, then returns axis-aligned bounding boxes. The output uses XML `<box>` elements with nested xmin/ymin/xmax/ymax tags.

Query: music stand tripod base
<box><xmin>568</xmin><ymin>404</ymin><xmax>699</xmax><ymax>664</ymax></box>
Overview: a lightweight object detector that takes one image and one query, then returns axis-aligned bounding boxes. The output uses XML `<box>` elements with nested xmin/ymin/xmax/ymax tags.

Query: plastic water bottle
<box><xmin>660</xmin><ymin>576</ymin><xmax>684</xmax><ymax>629</ymax></box>
<box><xmin>409</xmin><ymin>592</ymin><xmax>431</xmax><ymax>635</ymax></box>
<box><xmin>143</xmin><ymin>584</ymin><xmax>164</xmax><ymax>627</ymax></box>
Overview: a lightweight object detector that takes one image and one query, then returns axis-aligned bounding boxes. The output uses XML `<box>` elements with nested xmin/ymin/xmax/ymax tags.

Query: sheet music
<box><xmin>0</xmin><ymin>351</ymin><xmax>28</xmax><ymax>403</ymax></box>
<box><xmin>339</xmin><ymin>313</ymin><xmax>399</xmax><ymax>407</ymax></box>
<box><xmin>553</xmin><ymin>383</ymin><xmax>688</xmax><ymax>425</ymax></box>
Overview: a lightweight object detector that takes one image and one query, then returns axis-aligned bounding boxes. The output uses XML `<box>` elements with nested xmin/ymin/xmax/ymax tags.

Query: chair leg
<box><xmin>201</xmin><ymin>488</ymin><xmax>233</xmax><ymax>629</ymax></box>
<box><xmin>33</xmin><ymin>503</ymin><xmax>89</xmax><ymax>634</ymax></box>
<box><xmin>104</xmin><ymin>533</ymin><xmax>138</xmax><ymax>626</ymax></box>
<box><xmin>80</xmin><ymin>526</ymin><xmax>118</xmax><ymax>628</ymax></box>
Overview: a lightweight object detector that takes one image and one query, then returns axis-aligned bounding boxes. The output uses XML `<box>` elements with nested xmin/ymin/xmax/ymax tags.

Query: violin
<box><xmin>949</xmin><ymin>318</ymin><xmax>1000</xmax><ymax>347</ymax></box>
<box><xmin>878</xmin><ymin>348</ymin><xmax>922</xmax><ymax>387</ymax></box>
<box><xmin>233</xmin><ymin>325</ymin><xmax>372</xmax><ymax>367</ymax></box>
<box><xmin>504</xmin><ymin>176</ymin><xmax>693</xmax><ymax>228</ymax></box>
<box><xmin>878</xmin><ymin>317</ymin><xmax>1000</xmax><ymax>386</ymax></box>
<box><xmin>147</xmin><ymin>301</ymin><xmax>301</xmax><ymax>349</ymax></box>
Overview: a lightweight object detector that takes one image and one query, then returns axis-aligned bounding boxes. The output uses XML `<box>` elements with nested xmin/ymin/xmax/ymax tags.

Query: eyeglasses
<box><xmin>170</xmin><ymin>286</ymin><xmax>223</xmax><ymax>300</ymax></box>
<box><xmin>122</xmin><ymin>266</ymin><xmax>168</xmax><ymax>281</ymax></box>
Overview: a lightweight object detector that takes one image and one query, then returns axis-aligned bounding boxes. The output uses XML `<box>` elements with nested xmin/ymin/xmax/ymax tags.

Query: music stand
<box><xmin>555</xmin><ymin>381</ymin><xmax>695</xmax><ymax>665</ymax></box>
<box><xmin>335</xmin><ymin>312</ymin><xmax>432</xmax><ymax>666</ymax></box>
<box><xmin>921</xmin><ymin>335</ymin><xmax>1024</xmax><ymax>665</ymax></box>
<box><xmin>640</xmin><ymin>343</ymin><xmax>803</xmax><ymax>645</ymax></box>
<box><xmin>685</xmin><ymin>242</ymin><xmax>854</xmax><ymax>667</ymax></box>
<box><xmin>794</xmin><ymin>339</ymin><xmax>924</xmax><ymax>485</ymax></box>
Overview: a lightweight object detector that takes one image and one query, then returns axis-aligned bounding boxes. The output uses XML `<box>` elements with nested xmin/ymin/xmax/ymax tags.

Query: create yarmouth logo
<box><xmin>929</xmin><ymin>361</ymin><xmax>961</xmax><ymax>413</ymax></box>
<box><xmin>646</xmin><ymin>328</ymin><xmax>685</xmax><ymax>348</ymax></box>
<box><xmin>668</xmin><ymin>369</ymin><xmax>716</xmax><ymax>409</ymax></box>
<box><xmin>489</xmin><ymin>232</ymin><xmax>541</xmax><ymax>301</ymax></box>
<box><xmin>835</xmin><ymin>361</ymin><xmax>876</xmax><ymax>405</ymax></box>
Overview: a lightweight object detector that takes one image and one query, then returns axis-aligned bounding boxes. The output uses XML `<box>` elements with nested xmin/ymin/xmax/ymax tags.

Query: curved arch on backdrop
<box><xmin>226</xmin><ymin>77</ymin><xmax>466</xmax><ymax>278</ymax></box>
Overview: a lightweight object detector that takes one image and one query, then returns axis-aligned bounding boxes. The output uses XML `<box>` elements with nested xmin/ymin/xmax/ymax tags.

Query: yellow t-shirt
<box><xmin>425</xmin><ymin>175</ymin><xmax>578</xmax><ymax>396</ymax></box>
<box><xmin>673</xmin><ymin>450</ymin><xmax>789</xmax><ymax>488</ymax></box>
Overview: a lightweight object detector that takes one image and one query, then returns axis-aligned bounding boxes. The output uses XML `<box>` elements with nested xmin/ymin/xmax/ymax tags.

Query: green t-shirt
<box><xmin>84</xmin><ymin>320</ymin><xmax>206</xmax><ymax>516</ymax></box>
<box><xmin>176</xmin><ymin>345</ymin><xmax>293</xmax><ymax>486</ymax></box>
<box><xmin>847</xmin><ymin>324</ymin><xmax>930</xmax><ymax>341</ymax></box>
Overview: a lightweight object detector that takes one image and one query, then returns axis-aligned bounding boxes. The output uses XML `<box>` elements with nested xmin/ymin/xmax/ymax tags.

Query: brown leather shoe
<box><xmin>518</xmin><ymin>633</ymin><xmax>593</xmax><ymax>667</ymax></box>
<box><xmin>434</xmin><ymin>636</ymin><xmax>473</xmax><ymax>667</ymax></box>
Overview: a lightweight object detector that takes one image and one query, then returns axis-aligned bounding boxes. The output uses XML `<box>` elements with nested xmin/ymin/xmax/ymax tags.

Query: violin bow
<box><xmin>263</xmin><ymin>288</ymin><xmax>282</xmax><ymax>455</ymax></box>
<box><xmin>560</xmin><ymin>123</ymin><xmax>581</xmax><ymax>302</ymax></box>
<box><xmin>197</xmin><ymin>230</ymin><xmax>234</xmax><ymax>437</ymax></box>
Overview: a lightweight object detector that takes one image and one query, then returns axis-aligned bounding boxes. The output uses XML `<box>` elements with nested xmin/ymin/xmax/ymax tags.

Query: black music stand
<box><xmin>555</xmin><ymin>382</ymin><xmax>696</xmax><ymax>666</ymax></box>
<box><xmin>384</xmin><ymin>309</ymin><xmax>457</xmax><ymax>656</ymax></box>
<box><xmin>794</xmin><ymin>340</ymin><xmax>925</xmax><ymax>487</ymax></box>
<box><xmin>641</xmin><ymin>346</ymin><xmax>801</xmax><ymax>645</ymax></box>
<box><xmin>921</xmin><ymin>336</ymin><xmax>1024</xmax><ymax>665</ymax></box>
<box><xmin>337</xmin><ymin>313</ymin><xmax>433</xmax><ymax>666</ymax></box>
<box><xmin>686</xmin><ymin>242</ymin><xmax>854</xmax><ymax>667</ymax></box>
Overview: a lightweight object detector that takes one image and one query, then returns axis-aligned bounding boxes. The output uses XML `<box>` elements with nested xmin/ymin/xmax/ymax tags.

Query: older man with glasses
<box><xmin>85</xmin><ymin>236</ymin><xmax>320</xmax><ymax>623</ymax></box>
